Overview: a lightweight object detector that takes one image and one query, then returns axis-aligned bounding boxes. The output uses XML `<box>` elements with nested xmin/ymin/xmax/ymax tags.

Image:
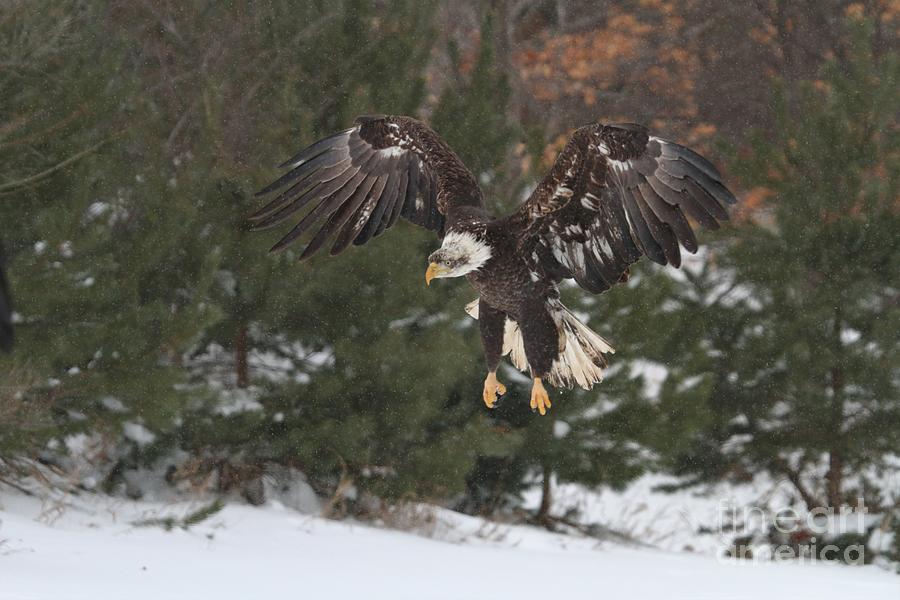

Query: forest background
<box><xmin>0</xmin><ymin>0</ymin><xmax>897</xmax><ymax>557</ymax></box>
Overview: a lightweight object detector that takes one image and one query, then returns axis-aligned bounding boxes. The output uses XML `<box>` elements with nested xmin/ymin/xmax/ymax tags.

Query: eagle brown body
<box><xmin>252</xmin><ymin>115</ymin><xmax>736</xmax><ymax>414</ymax></box>
<box><xmin>463</xmin><ymin>217</ymin><xmax>561</xmax><ymax>382</ymax></box>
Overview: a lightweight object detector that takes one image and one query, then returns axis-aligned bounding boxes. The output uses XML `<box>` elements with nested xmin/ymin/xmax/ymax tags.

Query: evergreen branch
<box><xmin>0</xmin><ymin>137</ymin><xmax>111</xmax><ymax>195</ymax></box>
<box><xmin>770</xmin><ymin>456</ymin><xmax>822</xmax><ymax>511</ymax></box>
<box><xmin>0</xmin><ymin>106</ymin><xmax>88</xmax><ymax>150</ymax></box>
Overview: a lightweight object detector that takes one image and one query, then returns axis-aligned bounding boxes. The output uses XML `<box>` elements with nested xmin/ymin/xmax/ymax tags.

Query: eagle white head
<box><xmin>425</xmin><ymin>230</ymin><xmax>492</xmax><ymax>284</ymax></box>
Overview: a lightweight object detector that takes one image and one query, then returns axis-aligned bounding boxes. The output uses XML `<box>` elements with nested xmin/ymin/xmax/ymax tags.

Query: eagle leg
<box><xmin>482</xmin><ymin>371</ymin><xmax>507</xmax><ymax>409</ymax></box>
<box><xmin>529</xmin><ymin>377</ymin><xmax>552</xmax><ymax>416</ymax></box>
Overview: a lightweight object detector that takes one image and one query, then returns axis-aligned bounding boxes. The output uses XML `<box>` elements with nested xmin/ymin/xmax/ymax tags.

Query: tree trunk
<box><xmin>235</xmin><ymin>324</ymin><xmax>249</xmax><ymax>388</ymax></box>
<box><xmin>537</xmin><ymin>464</ymin><xmax>552</xmax><ymax>524</ymax></box>
<box><xmin>825</xmin><ymin>307</ymin><xmax>845</xmax><ymax>508</ymax></box>
<box><xmin>825</xmin><ymin>450</ymin><xmax>843</xmax><ymax>508</ymax></box>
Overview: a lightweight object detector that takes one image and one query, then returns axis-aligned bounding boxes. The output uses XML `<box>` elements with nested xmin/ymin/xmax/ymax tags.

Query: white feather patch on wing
<box><xmin>377</xmin><ymin>146</ymin><xmax>405</xmax><ymax>158</ymax></box>
<box><xmin>465</xmin><ymin>298</ymin><xmax>614</xmax><ymax>390</ymax></box>
<box><xmin>608</xmin><ymin>158</ymin><xmax>632</xmax><ymax>176</ymax></box>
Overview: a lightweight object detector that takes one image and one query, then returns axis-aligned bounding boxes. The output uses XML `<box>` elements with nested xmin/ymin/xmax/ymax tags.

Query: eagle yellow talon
<box><xmin>483</xmin><ymin>371</ymin><xmax>506</xmax><ymax>409</ymax></box>
<box><xmin>530</xmin><ymin>377</ymin><xmax>551</xmax><ymax>416</ymax></box>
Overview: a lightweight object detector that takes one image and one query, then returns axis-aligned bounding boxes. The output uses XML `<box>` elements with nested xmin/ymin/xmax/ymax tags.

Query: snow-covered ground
<box><xmin>1</xmin><ymin>486</ymin><xmax>896</xmax><ymax>600</ymax></box>
<box><xmin>524</xmin><ymin>472</ymin><xmax>897</xmax><ymax>558</ymax></box>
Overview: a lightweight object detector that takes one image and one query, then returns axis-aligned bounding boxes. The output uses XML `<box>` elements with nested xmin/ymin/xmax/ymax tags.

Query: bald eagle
<box><xmin>252</xmin><ymin>116</ymin><xmax>736</xmax><ymax>414</ymax></box>
<box><xmin>0</xmin><ymin>241</ymin><xmax>13</xmax><ymax>353</ymax></box>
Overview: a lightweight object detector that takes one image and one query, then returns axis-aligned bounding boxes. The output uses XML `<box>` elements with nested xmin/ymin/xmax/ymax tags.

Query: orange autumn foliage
<box><xmin>514</xmin><ymin>5</ymin><xmax>702</xmax><ymax>127</ymax></box>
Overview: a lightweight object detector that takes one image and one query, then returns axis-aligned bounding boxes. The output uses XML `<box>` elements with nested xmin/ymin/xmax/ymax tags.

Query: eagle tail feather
<box><xmin>547</xmin><ymin>299</ymin><xmax>614</xmax><ymax>390</ymax></box>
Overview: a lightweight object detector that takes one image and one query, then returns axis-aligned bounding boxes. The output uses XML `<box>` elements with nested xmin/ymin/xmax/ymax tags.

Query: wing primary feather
<box><xmin>660</xmin><ymin>142</ymin><xmax>723</xmax><ymax>181</ymax></box>
<box><xmin>682</xmin><ymin>178</ymin><xmax>730</xmax><ymax>221</ymax></box>
<box><xmin>400</xmin><ymin>158</ymin><xmax>421</xmax><ymax>218</ymax></box>
<box><xmin>307</xmin><ymin>176</ymin><xmax>379</xmax><ymax>258</ymax></box>
<box><xmin>646</xmin><ymin>174</ymin><xmax>685</xmax><ymax>207</ymax></box>
<box><xmin>358</xmin><ymin>167</ymin><xmax>400</xmax><ymax>243</ymax></box>
<box><xmin>249</xmin><ymin>179</ymin><xmax>313</xmax><ymax>225</ymax></box>
<box><xmin>267</xmin><ymin>170</ymin><xmax>367</xmax><ymax>253</ymax></box>
<box><xmin>600</xmin><ymin>194</ymin><xmax>642</xmax><ymax>262</ymax></box>
<box><xmin>249</xmin><ymin>150</ymin><xmax>349</xmax><ymax>210</ymax></box>
<box><xmin>334</xmin><ymin>175</ymin><xmax>381</xmax><ymax>234</ymax></box>
<box><xmin>583</xmin><ymin>243</ymin><xmax>615</xmax><ymax>291</ymax></box>
<box><xmin>640</xmin><ymin>180</ymin><xmax>698</xmax><ymax>252</ymax></box>
<box><xmin>658</xmin><ymin>159</ymin><xmax>737</xmax><ymax>206</ymax></box>
<box><xmin>645</xmin><ymin>175</ymin><xmax>717</xmax><ymax>229</ymax></box>
<box><xmin>387</xmin><ymin>169</ymin><xmax>410</xmax><ymax>228</ymax></box>
<box><xmin>276</xmin><ymin>129</ymin><xmax>353</xmax><ymax>169</ymax></box>
<box><xmin>351</xmin><ymin>175</ymin><xmax>391</xmax><ymax>246</ymax></box>
<box><xmin>651</xmin><ymin>168</ymin><xmax>722</xmax><ymax>227</ymax></box>
<box><xmin>327</xmin><ymin>175</ymin><xmax>386</xmax><ymax>254</ymax></box>
<box><xmin>299</xmin><ymin>209</ymin><xmax>346</xmax><ymax>260</ymax></box>
<box><xmin>621</xmin><ymin>188</ymin><xmax>666</xmax><ymax>264</ymax></box>
<box><xmin>249</xmin><ymin>179</ymin><xmax>321</xmax><ymax>230</ymax></box>
<box><xmin>250</xmin><ymin>158</ymin><xmax>354</xmax><ymax>230</ymax></box>
<box><xmin>575</xmin><ymin>256</ymin><xmax>609</xmax><ymax>293</ymax></box>
<box><xmin>671</xmin><ymin>187</ymin><xmax>721</xmax><ymax>229</ymax></box>
<box><xmin>419</xmin><ymin>171</ymin><xmax>433</xmax><ymax>224</ymax></box>
<box><xmin>255</xmin><ymin>147</ymin><xmax>346</xmax><ymax>199</ymax></box>
<box><xmin>594</xmin><ymin>208</ymin><xmax>635</xmax><ymax>269</ymax></box>
<box><xmin>299</xmin><ymin>176</ymin><xmax>378</xmax><ymax>260</ymax></box>
<box><xmin>633</xmin><ymin>186</ymin><xmax>681</xmax><ymax>266</ymax></box>
<box><xmin>373</xmin><ymin>166</ymin><xmax>404</xmax><ymax>238</ymax></box>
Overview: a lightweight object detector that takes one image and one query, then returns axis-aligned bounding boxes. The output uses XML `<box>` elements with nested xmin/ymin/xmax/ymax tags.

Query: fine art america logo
<box><xmin>716</xmin><ymin>496</ymin><xmax>869</xmax><ymax>565</ymax></box>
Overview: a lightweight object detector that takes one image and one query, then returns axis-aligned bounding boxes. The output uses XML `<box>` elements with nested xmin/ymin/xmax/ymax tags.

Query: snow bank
<box><xmin>1</xmin><ymin>488</ymin><xmax>896</xmax><ymax>600</ymax></box>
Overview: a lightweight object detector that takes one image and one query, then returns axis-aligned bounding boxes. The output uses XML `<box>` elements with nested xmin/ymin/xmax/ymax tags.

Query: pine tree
<box><xmin>643</xmin><ymin>20</ymin><xmax>900</xmax><ymax>509</ymax></box>
<box><xmin>0</xmin><ymin>1</ymin><xmax>231</xmax><ymax>475</ymax></box>
<box><xmin>148</xmin><ymin>1</ymin><xmax>521</xmax><ymax>503</ymax></box>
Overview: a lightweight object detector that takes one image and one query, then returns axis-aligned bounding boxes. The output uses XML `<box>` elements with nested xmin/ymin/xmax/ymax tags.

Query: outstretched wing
<box><xmin>510</xmin><ymin>122</ymin><xmax>736</xmax><ymax>293</ymax></box>
<box><xmin>0</xmin><ymin>241</ymin><xmax>13</xmax><ymax>352</ymax></box>
<box><xmin>250</xmin><ymin>115</ymin><xmax>482</xmax><ymax>259</ymax></box>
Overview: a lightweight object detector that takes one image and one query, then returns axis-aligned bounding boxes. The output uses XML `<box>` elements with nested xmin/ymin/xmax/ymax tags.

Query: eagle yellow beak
<box><xmin>425</xmin><ymin>262</ymin><xmax>444</xmax><ymax>286</ymax></box>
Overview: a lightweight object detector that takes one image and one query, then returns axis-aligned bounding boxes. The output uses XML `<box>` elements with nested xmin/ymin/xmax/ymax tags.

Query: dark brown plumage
<box><xmin>249</xmin><ymin>115</ymin><xmax>481</xmax><ymax>258</ymax></box>
<box><xmin>253</xmin><ymin>115</ymin><xmax>737</xmax><ymax>413</ymax></box>
<box><xmin>511</xmin><ymin>122</ymin><xmax>736</xmax><ymax>293</ymax></box>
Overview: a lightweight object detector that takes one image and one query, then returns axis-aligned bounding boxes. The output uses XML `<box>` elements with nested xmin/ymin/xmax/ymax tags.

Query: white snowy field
<box><xmin>1</xmin><ymin>487</ymin><xmax>897</xmax><ymax>600</ymax></box>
